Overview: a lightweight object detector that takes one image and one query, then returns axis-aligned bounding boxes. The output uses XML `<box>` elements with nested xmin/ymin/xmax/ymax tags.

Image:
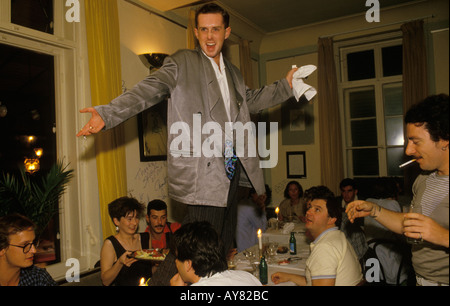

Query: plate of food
<box><xmin>277</xmin><ymin>246</ymin><xmax>289</xmax><ymax>254</ymax></box>
<box><xmin>130</xmin><ymin>249</ymin><xmax>168</xmax><ymax>261</ymax></box>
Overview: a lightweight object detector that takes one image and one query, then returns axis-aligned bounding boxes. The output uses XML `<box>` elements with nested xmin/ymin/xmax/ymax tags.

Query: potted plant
<box><xmin>0</xmin><ymin>161</ymin><xmax>74</xmax><ymax>240</ymax></box>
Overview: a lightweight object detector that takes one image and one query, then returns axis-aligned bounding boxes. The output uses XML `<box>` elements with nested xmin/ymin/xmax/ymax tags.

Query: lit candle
<box><xmin>275</xmin><ymin>207</ymin><xmax>279</xmax><ymax>220</ymax></box>
<box><xmin>139</xmin><ymin>277</ymin><xmax>147</xmax><ymax>286</ymax></box>
<box><xmin>257</xmin><ymin>229</ymin><xmax>262</xmax><ymax>250</ymax></box>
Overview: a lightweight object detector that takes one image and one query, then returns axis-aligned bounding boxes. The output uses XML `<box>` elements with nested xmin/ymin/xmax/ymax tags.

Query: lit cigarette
<box><xmin>399</xmin><ymin>159</ymin><xmax>416</xmax><ymax>168</ymax></box>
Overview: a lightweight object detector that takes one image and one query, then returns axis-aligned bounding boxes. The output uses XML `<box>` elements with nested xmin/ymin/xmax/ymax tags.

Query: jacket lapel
<box><xmin>200</xmin><ymin>51</ymin><xmax>229</xmax><ymax>126</ymax></box>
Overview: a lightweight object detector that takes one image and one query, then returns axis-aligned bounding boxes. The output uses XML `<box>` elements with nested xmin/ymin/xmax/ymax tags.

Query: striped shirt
<box><xmin>420</xmin><ymin>172</ymin><xmax>449</xmax><ymax>217</ymax></box>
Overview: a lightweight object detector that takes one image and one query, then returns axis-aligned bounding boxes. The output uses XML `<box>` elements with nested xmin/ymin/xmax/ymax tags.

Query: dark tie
<box><xmin>224</xmin><ymin>139</ymin><xmax>237</xmax><ymax>180</ymax></box>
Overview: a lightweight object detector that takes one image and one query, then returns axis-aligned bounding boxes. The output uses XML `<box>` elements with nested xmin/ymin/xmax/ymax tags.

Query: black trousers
<box><xmin>148</xmin><ymin>162</ymin><xmax>241</xmax><ymax>286</ymax></box>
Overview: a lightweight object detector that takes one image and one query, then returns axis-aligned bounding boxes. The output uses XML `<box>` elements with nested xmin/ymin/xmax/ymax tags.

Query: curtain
<box><xmin>317</xmin><ymin>37</ymin><xmax>344</xmax><ymax>195</ymax></box>
<box><xmin>187</xmin><ymin>9</ymin><xmax>197</xmax><ymax>49</ymax></box>
<box><xmin>401</xmin><ymin>20</ymin><xmax>428</xmax><ymax>196</ymax></box>
<box><xmin>239</xmin><ymin>39</ymin><xmax>254</xmax><ymax>89</ymax></box>
<box><xmin>85</xmin><ymin>0</ymin><xmax>127</xmax><ymax>240</ymax></box>
<box><xmin>401</xmin><ymin>20</ymin><xmax>428</xmax><ymax>113</ymax></box>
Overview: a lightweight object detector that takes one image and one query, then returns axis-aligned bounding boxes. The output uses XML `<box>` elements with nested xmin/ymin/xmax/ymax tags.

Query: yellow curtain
<box><xmin>85</xmin><ymin>0</ymin><xmax>127</xmax><ymax>240</ymax></box>
<box><xmin>187</xmin><ymin>9</ymin><xmax>197</xmax><ymax>49</ymax></box>
<box><xmin>317</xmin><ymin>37</ymin><xmax>344</xmax><ymax>195</ymax></box>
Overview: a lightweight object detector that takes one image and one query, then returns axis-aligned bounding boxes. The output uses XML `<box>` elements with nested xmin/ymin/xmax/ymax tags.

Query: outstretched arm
<box><xmin>76</xmin><ymin>107</ymin><xmax>105</xmax><ymax>137</ymax></box>
<box><xmin>346</xmin><ymin>200</ymin><xmax>405</xmax><ymax>235</ymax></box>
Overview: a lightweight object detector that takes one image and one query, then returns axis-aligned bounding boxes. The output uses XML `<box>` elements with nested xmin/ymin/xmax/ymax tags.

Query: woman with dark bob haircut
<box><xmin>100</xmin><ymin>196</ymin><xmax>152</xmax><ymax>286</ymax></box>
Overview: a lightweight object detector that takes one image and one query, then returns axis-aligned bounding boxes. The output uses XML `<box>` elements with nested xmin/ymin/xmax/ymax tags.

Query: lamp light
<box><xmin>139</xmin><ymin>53</ymin><xmax>168</xmax><ymax>72</ymax></box>
<box><xmin>24</xmin><ymin>158</ymin><xmax>40</xmax><ymax>174</ymax></box>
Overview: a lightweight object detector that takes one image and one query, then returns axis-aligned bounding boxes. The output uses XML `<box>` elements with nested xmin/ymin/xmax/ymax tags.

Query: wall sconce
<box><xmin>139</xmin><ymin>53</ymin><xmax>168</xmax><ymax>73</ymax></box>
<box><xmin>24</xmin><ymin>158</ymin><xmax>40</xmax><ymax>174</ymax></box>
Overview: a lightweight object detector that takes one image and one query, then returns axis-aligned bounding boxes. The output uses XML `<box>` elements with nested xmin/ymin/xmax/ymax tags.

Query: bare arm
<box><xmin>271</xmin><ymin>272</ymin><xmax>306</xmax><ymax>286</ymax></box>
<box><xmin>100</xmin><ymin>240</ymin><xmax>136</xmax><ymax>286</ymax></box>
<box><xmin>346</xmin><ymin>200</ymin><xmax>405</xmax><ymax>234</ymax></box>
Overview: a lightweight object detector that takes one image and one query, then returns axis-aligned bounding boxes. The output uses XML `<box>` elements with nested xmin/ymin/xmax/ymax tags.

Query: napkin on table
<box><xmin>282</xmin><ymin>222</ymin><xmax>295</xmax><ymax>234</ymax></box>
<box><xmin>291</xmin><ymin>64</ymin><xmax>317</xmax><ymax>102</ymax></box>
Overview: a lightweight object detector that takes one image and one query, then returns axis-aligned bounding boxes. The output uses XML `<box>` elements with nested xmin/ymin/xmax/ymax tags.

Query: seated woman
<box><xmin>278</xmin><ymin>181</ymin><xmax>306</xmax><ymax>222</ymax></box>
<box><xmin>100</xmin><ymin>196</ymin><xmax>152</xmax><ymax>286</ymax></box>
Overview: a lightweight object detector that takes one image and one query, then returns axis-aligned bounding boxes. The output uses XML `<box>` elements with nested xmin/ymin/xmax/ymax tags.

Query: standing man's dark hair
<box><xmin>195</xmin><ymin>3</ymin><xmax>230</xmax><ymax>28</ymax></box>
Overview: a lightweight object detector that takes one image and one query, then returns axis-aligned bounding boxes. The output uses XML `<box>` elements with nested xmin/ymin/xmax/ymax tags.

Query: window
<box><xmin>339</xmin><ymin>38</ymin><xmax>404</xmax><ymax>179</ymax></box>
<box><xmin>11</xmin><ymin>0</ymin><xmax>54</xmax><ymax>34</ymax></box>
<box><xmin>0</xmin><ymin>0</ymin><xmax>100</xmax><ymax>279</ymax></box>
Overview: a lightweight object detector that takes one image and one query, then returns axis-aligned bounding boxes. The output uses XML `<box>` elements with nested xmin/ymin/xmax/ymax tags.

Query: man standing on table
<box><xmin>346</xmin><ymin>94</ymin><xmax>449</xmax><ymax>286</ymax></box>
<box><xmin>76</xmin><ymin>3</ymin><xmax>298</xmax><ymax>283</ymax></box>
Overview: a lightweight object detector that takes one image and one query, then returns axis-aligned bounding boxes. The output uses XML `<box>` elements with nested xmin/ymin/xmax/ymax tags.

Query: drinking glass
<box><xmin>403</xmin><ymin>204</ymin><xmax>423</xmax><ymax>244</ymax></box>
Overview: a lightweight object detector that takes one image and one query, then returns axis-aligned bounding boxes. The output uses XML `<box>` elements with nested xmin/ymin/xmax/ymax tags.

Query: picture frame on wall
<box><xmin>137</xmin><ymin>100</ymin><xmax>168</xmax><ymax>162</ymax></box>
<box><xmin>286</xmin><ymin>151</ymin><xmax>306</xmax><ymax>178</ymax></box>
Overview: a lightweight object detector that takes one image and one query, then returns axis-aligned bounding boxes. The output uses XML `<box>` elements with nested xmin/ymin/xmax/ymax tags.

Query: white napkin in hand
<box><xmin>292</xmin><ymin>64</ymin><xmax>317</xmax><ymax>102</ymax></box>
<box><xmin>282</xmin><ymin>222</ymin><xmax>295</xmax><ymax>234</ymax></box>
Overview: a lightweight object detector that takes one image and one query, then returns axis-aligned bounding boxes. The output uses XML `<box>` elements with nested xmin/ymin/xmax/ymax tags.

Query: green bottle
<box><xmin>289</xmin><ymin>232</ymin><xmax>297</xmax><ymax>255</ymax></box>
<box><xmin>259</xmin><ymin>256</ymin><xmax>268</xmax><ymax>285</ymax></box>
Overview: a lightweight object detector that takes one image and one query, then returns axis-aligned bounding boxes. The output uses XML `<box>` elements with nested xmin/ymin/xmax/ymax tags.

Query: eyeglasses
<box><xmin>9</xmin><ymin>240</ymin><xmax>39</xmax><ymax>253</ymax></box>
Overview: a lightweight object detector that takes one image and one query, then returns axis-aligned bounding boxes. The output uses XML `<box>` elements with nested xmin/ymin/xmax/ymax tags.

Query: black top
<box><xmin>106</xmin><ymin>232</ymin><xmax>153</xmax><ymax>286</ymax></box>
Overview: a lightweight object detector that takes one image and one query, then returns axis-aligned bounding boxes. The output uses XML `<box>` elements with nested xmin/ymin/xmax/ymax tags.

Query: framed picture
<box><xmin>286</xmin><ymin>151</ymin><xmax>306</xmax><ymax>178</ymax></box>
<box><xmin>281</xmin><ymin>97</ymin><xmax>314</xmax><ymax>145</ymax></box>
<box><xmin>137</xmin><ymin>100</ymin><xmax>168</xmax><ymax>161</ymax></box>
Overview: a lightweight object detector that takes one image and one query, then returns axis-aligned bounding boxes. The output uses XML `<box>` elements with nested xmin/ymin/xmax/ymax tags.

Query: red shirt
<box><xmin>145</xmin><ymin>222</ymin><xmax>181</xmax><ymax>249</ymax></box>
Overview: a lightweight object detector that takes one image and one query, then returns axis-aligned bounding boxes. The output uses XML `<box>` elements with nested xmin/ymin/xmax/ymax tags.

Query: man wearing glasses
<box><xmin>0</xmin><ymin>213</ymin><xmax>56</xmax><ymax>286</ymax></box>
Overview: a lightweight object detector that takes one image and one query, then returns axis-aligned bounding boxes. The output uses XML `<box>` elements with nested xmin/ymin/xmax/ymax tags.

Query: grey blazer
<box><xmin>96</xmin><ymin>48</ymin><xmax>293</xmax><ymax>207</ymax></box>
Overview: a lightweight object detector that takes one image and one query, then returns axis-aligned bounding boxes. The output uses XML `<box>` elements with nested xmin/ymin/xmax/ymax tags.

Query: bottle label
<box><xmin>290</xmin><ymin>242</ymin><xmax>296</xmax><ymax>254</ymax></box>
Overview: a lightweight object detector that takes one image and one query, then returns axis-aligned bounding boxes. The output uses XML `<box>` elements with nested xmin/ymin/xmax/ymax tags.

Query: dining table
<box><xmin>234</xmin><ymin>221</ymin><xmax>311</xmax><ymax>286</ymax></box>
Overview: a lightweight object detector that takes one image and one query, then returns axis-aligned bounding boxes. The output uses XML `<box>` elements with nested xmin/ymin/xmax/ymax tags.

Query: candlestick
<box><xmin>257</xmin><ymin>229</ymin><xmax>262</xmax><ymax>250</ymax></box>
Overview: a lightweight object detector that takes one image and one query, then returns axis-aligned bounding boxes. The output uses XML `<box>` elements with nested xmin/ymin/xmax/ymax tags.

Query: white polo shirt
<box><xmin>305</xmin><ymin>227</ymin><xmax>363</xmax><ymax>286</ymax></box>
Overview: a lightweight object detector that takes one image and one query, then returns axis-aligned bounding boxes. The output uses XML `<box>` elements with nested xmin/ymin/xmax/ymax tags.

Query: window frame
<box><xmin>0</xmin><ymin>0</ymin><xmax>101</xmax><ymax>280</ymax></box>
<box><xmin>336</xmin><ymin>33</ymin><xmax>404</xmax><ymax>179</ymax></box>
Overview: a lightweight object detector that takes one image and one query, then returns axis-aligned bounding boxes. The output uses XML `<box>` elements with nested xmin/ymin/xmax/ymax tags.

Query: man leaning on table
<box><xmin>271</xmin><ymin>186</ymin><xmax>363</xmax><ymax>286</ymax></box>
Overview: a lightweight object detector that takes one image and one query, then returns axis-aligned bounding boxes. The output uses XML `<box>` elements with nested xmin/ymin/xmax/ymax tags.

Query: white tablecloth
<box><xmin>234</xmin><ymin>224</ymin><xmax>310</xmax><ymax>286</ymax></box>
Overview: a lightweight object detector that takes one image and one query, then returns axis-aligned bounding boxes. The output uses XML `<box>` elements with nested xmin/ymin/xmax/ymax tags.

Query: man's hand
<box><xmin>345</xmin><ymin>200</ymin><xmax>377</xmax><ymax>223</ymax></box>
<box><xmin>170</xmin><ymin>273</ymin><xmax>187</xmax><ymax>286</ymax></box>
<box><xmin>285</xmin><ymin>67</ymin><xmax>299</xmax><ymax>89</ymax></box>
<box><xmin>76</xmin><ymin>107</ymin><xmax>105</xmax><ymax>137</ymax></box>
<box><xmin>403</xmin><ymin>212</ymin><xmax>450</xmax><ymax>248</ymax></box>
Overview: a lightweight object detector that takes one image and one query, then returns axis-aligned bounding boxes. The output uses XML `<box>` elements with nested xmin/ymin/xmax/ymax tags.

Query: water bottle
<box><xmin>289</xmin><ymin>232</ymin><xmax>297</xmax><ymax>255</ymax></box>
<box><xmin>259</xmin><ymin>256</ymin><xmax>268</xmax><ymax>285</ymax></box>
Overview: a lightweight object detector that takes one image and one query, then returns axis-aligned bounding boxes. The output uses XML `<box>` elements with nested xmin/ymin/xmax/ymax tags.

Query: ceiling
<box><xmin>145</xmin><ymin>0</ymin><xmax>421</xmax><ymax>34</ymax></box>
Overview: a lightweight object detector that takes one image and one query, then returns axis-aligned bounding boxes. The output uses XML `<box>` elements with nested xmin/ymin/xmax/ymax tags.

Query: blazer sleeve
<box><xmin>95</xmin><ymin>57</ymin><xmax>178</xmax><ymax>130</ymax></box>
<box><xmin>245</xmin><ymin>78</ymin><xmax>293</xmax><ymax>114</ymax></box>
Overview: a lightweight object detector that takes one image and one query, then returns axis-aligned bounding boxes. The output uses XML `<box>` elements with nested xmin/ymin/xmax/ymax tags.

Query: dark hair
<box><xmin>339</xmin><ymin>178</ymin><xmax>357</xmax><ymax>190</ymax></box>
<box><xmin>108</xmin><ymin>196</ymin><xmax>145</xmax><ymax>223</ymax></box>
<box><xmin>195</xmin><ymin>3</ymin><xmax>230</xmax><ymax>28</ymax></box>
<box><xmin>174</xmin><ymin>221</ymin><xmax>227</xmax><ymax>277</ymax></box>
<box><xmin>404</xmin><ymin>94</ymin><xmax>449</xmax><ymax>142</ymax></box>
<box><xmin>147</xmin><ymin>199</ymin><xmax>167</xmax><ymax>216</ymax></box>
<box><xmin>370</xmin><ymin>177</ymin><xmax>399</xmax><ymax>199</ymax></box>
<box><xmin>0</xmin><ymin>214</ymin><xmax>35</xmax><ymax>251</ymax></box>
<box><xmin>283</xmin><ymin>181</ymin><xmax>304</xmax><ymax>199</ymax></box>
<box><xmin>304</xmin><ymin>186</ymin><xmax>342</xmax><ymax>227</ymax></box>
<box><xmin>249</xmin><ymin>184</ymin><xmax>272</xmax><ymax>206</ymax></box>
